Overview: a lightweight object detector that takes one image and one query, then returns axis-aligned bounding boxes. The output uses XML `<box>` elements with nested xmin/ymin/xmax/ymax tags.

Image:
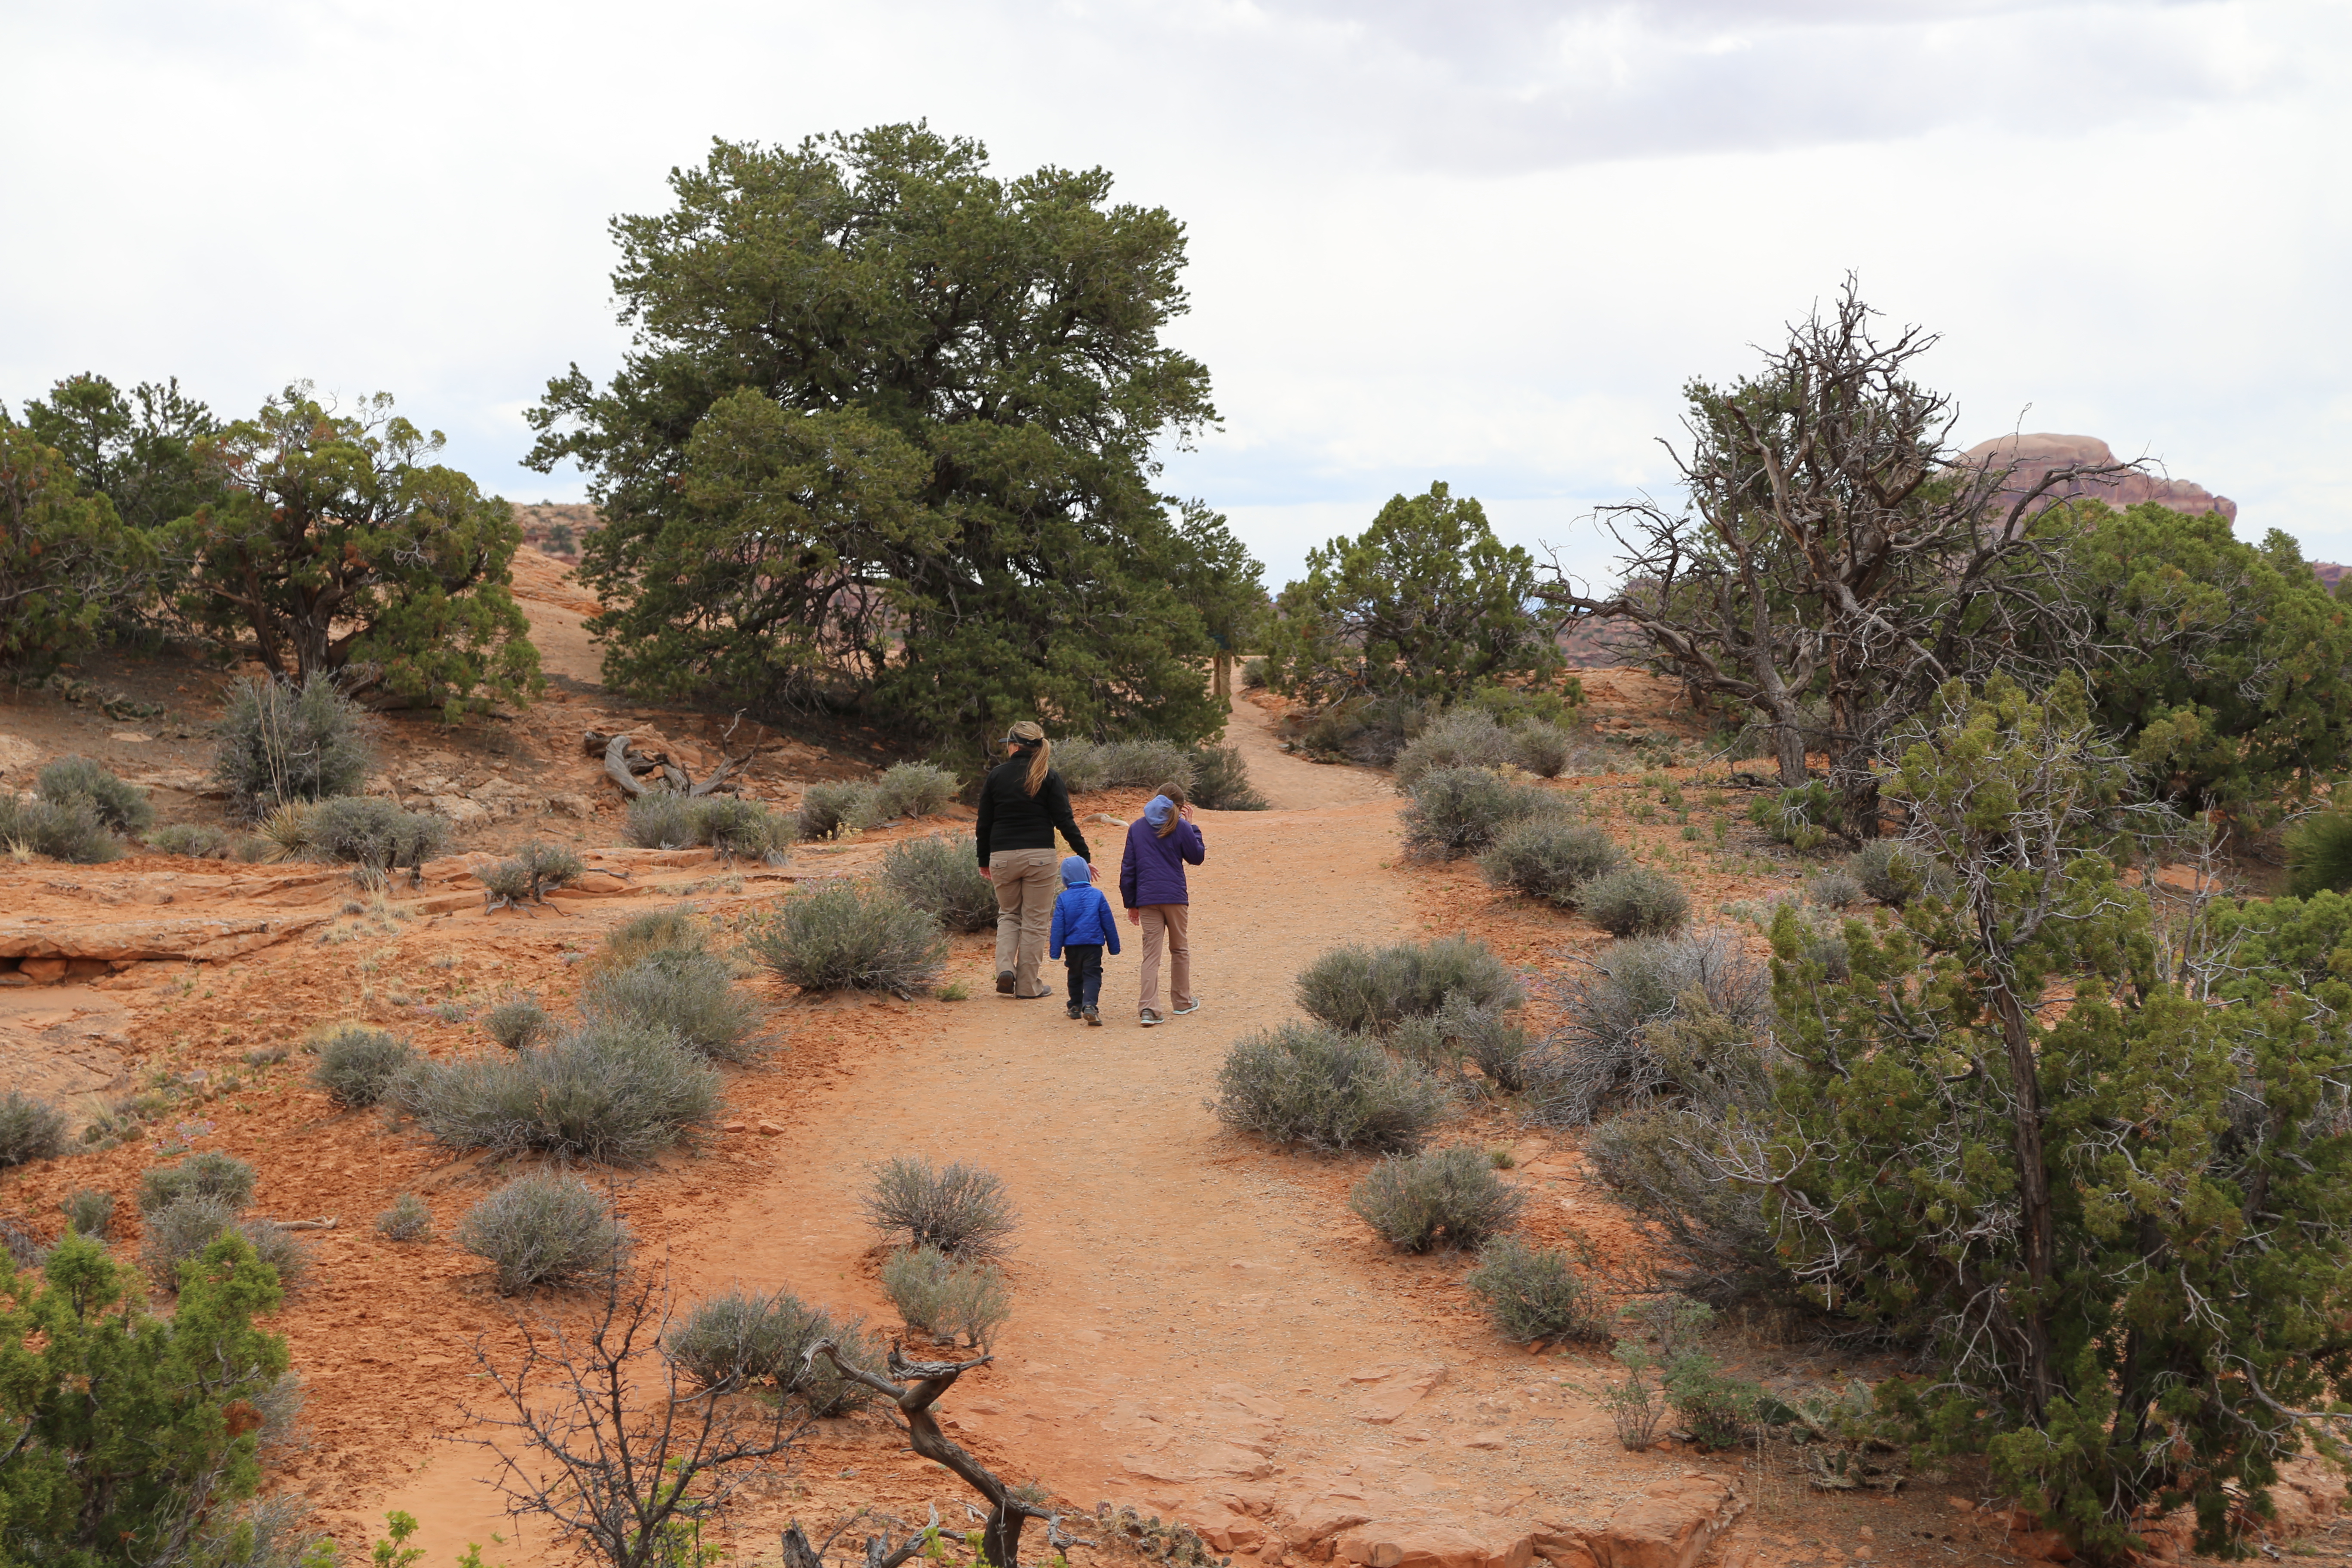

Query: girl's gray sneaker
<box><xmin>1139</xmin><ymin>1008</ymin><xmax>1165</xmax><ymax>1027</ymax></box>
<box><xmin>1173</xmin><ymin>998</ymin><xmax>1201</xmax><ymax>1016</ymax></box>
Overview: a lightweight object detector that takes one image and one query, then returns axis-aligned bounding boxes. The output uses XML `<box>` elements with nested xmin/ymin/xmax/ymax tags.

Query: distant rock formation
<box><xmin>1958</xmin><ymin>432</ymin><xmax>2236</xmax><ymax>522</ymax></box>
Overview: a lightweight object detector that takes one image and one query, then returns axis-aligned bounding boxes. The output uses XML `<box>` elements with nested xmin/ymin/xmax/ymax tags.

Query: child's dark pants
<box><xmin>1062</xmin><ymin>944</ymin><xmax>1104</xmax><ymax>1011</ymax></box>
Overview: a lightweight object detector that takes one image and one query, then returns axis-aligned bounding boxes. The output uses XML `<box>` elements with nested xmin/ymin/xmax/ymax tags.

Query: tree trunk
<box><xmin>1991</xmin><ymin>977</ymin><xmax>2059</xmax><ymax>1418</ymax></box>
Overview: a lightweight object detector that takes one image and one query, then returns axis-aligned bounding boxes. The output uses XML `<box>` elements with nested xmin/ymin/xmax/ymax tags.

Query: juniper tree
<box><xmin>1750</xmin><ymin>675</ymin><xmax>2352</xmax><ymax>1561</ymax></box>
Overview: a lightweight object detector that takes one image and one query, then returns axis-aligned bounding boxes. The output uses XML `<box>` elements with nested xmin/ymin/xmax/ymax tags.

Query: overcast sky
<box><xmin>3</xmin><ymin>0</ymin><xmax>2345</xmax><ymax>590</ymax></box>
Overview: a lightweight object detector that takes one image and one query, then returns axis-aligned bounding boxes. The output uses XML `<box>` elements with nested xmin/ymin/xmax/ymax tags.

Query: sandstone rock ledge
<box><xmin>0</xmin><ymin>913</ymin><xmax>328</xmax><ymax>964</ymax></box>
<box><xmin>1198</xmin><ymin>1476</ymin><xmax>1743</xmax><ymax>1568</ymax></box>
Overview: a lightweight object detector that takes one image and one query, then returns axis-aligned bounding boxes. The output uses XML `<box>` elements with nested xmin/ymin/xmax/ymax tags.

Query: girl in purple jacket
<box><xmin>1119</xmin><ymin>781</ymin><xmax>1205</xmax><ymax>1026</ymax></box>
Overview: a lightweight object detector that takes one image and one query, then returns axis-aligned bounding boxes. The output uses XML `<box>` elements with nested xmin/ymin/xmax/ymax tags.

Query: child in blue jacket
<box><xmin>1047</xmin><ymin>853</ymin><xmax>1120</xmax><ymax>1026</ymax></box>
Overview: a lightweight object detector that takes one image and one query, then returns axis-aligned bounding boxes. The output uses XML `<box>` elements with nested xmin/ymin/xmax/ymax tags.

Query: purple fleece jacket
<box><xmin>1119</xmin><ymin>815</ymin><xmax>1205</xmax><ymax>908</ymax></box>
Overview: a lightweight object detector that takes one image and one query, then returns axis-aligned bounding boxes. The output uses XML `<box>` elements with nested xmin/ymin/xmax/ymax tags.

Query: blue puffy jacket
<box><xmin>1049</xmin><ymin>885</ymin><xmax>1121</xmax><ymax>958</ymax></box>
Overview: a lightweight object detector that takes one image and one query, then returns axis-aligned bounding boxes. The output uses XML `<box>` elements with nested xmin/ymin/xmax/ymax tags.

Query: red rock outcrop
<box><xmin>1959</xmin><ymin>432</ymin><xmax>2236</xmax><ymax>521</ymax></box>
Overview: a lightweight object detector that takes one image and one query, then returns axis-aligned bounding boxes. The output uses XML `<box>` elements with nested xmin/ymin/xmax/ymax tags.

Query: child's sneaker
<box><xmin>1139</xmin><ymin>1008</ymin><xmax>1165</xmax><ymax>1026</ymax></box>
<box><xmin>1084</xmin><ymin>1007</ymin><xmax>1102</xmax><ymax>1027</ymax></box>
<box><xmin>1173</xmin><ymin>998</ymin><xmax>1201</xmax><ymax>1016</ymax></box>
<box><xmin>1066</xmin><ymin>1004</ymin><xmax>1083</xmax><ymax>1020</ymax></box>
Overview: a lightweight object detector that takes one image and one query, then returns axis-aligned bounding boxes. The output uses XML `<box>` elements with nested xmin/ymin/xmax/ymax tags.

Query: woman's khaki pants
<box><xmin>990</xmin><ymin>848</ymin><xmax>1060</xmax><ymax>997</ymax></box>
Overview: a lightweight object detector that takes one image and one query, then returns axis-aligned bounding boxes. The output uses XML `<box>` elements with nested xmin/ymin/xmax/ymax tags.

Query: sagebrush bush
<box><xmin>38</xmin><ymin>757</ymin><xmax>153</xmax><ymax>834</ymax></box>
<box><xmin>1747</xmin><ymin>781</ymin><xmax>1843</xmax><ymax>852</ymax></box>
<box><xmin>2288</xmin><ymin>813</ymin><xmax>2352</xmax><ymax>898</ymax></box>
<box><xmin>597</xmin><ymin>906</ymin><xmax>704</xmax><ymax>969</ymax></box>
<box><xmin>454</xmin><ymin>1172</ymin><xmax>628</xmax><ymax>1292</ymax></box>
<box><xmin>1188</xmin><ymin>745</ymin><xmax>1268</xmax><ymax>810</ymax></box>
<box><xmin>140</xmin><ymin>1196</ymin><xmax>310</xmax><ymax>1293</ymax></box>
<box><xmin>1295</xmin><ymin>935</ymin><xmax>1523</xmax><ymax>1035</ymax></box>
<box><xmin>1349</xmin><ymin>1146</ymin><xmax>1525</xmax><ymax>1252</ymax></box>
<box><xmin>1054</xmin><ymin>738</ymin><xmax>1199</xmax><ymax>796</ymax></box>
<box><xmin>745</xmin><ymin>881</ymin><xmax>946</xmax><ymax>997</ymax></box>
<box><xmin>1479</xmin><ymin>820</ymin><xmax>1623</xmax><ymax>907</ymax></box>
<box><xmin>1390</xmin><ymin>1000</ymin><xmax>1536</xmax><ymax>1093</ymax></box>
<box><xmin>0</xmin><ymin>1217</ymin><xmax>45</xmax><ymax>1269</ymax></box>
<box><xmin>1464</xmin><ymin>1237</ymin><xmax>1611</xmax><ymax>1342</ymax></box>
<box><xmin>1527</xmin><ymin>929</ymin><xmax>1770</xmax><ymax>1126</ymax></box>
<box><xmin>1579</xmin><ymin>867</ymin><xmax>1691</xmax><ymax>937</ymax></box>
<box><xmin>137</xmin><ymin>1150</ymin><xmax>257</xmax><ymax>1215</ymax></box>
<box><xmin>375</xmin><ymin>1192</ymin><xmax>432</xmax><ymax>1241</ymax></box>
<box><xmin>861</xmin><ymin>1157</ymin><xmax>1019</xmax><ymax>1259</ymax></box>
<box><xmin>481</xmin><ymin>990</ymin><xmax>558</xmax><ymax>1051</ymax></box>
<box><xmin>147</xmin><ymin>822</ymin><xmax>231</xmax><ymax>859</ymax></box>
<box><xmin>582</xmin><ymin>950</ymin><xmax>763</xmax><ymax>1065</ymax></box>
<box><xmin>213</xmin><ymin>673</ymin><xmax>374</xmax><ymax>816</ymax></box>
<box><xmin>1402</xmin><ymin>766</ymin><xmax>1561</xmax><ymax>859</ymax></box>
<box><xmin>796</xmin><ymin>780</ymin><xmax>872</xmax><ymax>841</ymax></box>
<box><xmin>662</xmin><ymin>1290</ymin><xmax>887</xmax><ymax>1413</ymax></box>
<box><xmin>1586</xmin><ymin>1105</ymin><xmax>1781</xmax><ymax>1304</ymax></box>
<box><xmin>692</xmin><ymin>795</ymin><xmax>793</xmax><ymax>861</ymax></box>
<box><xmin>309</xmin><ymin>1026</ymin><xmax>418</xmax><ymax>1108</ymax></box>
<box><xmin>1804</xmin><ymin>867</ymin><xmax>1866</xmax><ymax>909</ymax></box>
<box><xmin>1392</xmin><ymin>709</ymin><xmax>1516</xmax><ymax>791</ymax></box>
<box><xmin>0</xmin><ymin>1091</ymin><xmax>71</xmax><ymax>1167</ymax></box>
<box><xmin>1241</xmin><ymin>657</ymin><xmax>1268</xmax><ymax>690</ymax></box>
<box><xmin>1292</xmin><ymin>693</ymin><xmax>1434</xmax><ymax>767</ymax></box>
<box><xmin>870</xmin><ymin>763</ymin><xmax>959</xmax><ymax>820</ymax></box>
<box><xmin>1213</xmin><ymin>1023</ymin><xmax>1447</xmax><ymax>1153</ymax></box>
<box><xmin>880</xmin><ymin>1246</ymin><xmax>1011</xmax><ymax>1349</ymax></box>
<box><xmin>1847</xmin><ymin>839</ymin><xmax>1952</xmax><ymax>906</ymax></box>
<box><xmin>62</xmin><ymin>1187</ymin><xmax>115</xmax><ymax>1239</ymax></box>
<box><xmin>309</xmin><ymin>796</ymin><xmax>450</xmax><ymax>870</ymax></box>
<box><xmin>626</xmin><ymin>792</ymin><xmax>699</xmax><ymax>849</ymax></box>
<box><xmin>0</xmin><ymin>792</ymin><xmax>121</xmax><ymax>863</ymax></box>
<box><xmin>1511</xmin><ymin>723</ymin><xmax>1580</xmax><ymax>779</ymax></box>
<box><xmin>879</xmin><ymin>834</ymin><xmax>998</xmax><ymax>932</ymax></box>
<box><xmin>393</xmin><ymin>1021</ymin><xmax>721</xmax><ymax>1164</ymax></box>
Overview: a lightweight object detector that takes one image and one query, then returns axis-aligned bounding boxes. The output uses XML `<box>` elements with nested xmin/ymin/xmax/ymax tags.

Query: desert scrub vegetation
<box><xmin>580</xmin><ymin>948</ymin><xmax>763</xmax><ymax>1065</ymax></box>
<box><xmin>1348</xmin><ymin>1145</ymin><xmax>1524</xmax><ymax>1252</ymax></box>
<box><xmin>691</xmin><ymin>794</ymin><xmax>793</xmax><ymax>861</ymax></box>
<box><xmin>2288</xmin><ymin>812</ymin><xmax>2352</xmax><ymax>897</ymax></box>
<box><xmin>1388</xmin><ymin>998</ymin><xmax>1536</xmax><ymax>1095</ymax></box>
<box><xmin>1479</xmin><ymin>820</ymin><xmax>1623</xmax><ymax>907</ymax></box>
<box><xmin>479</xmin><ymin>840</ymin><xmax>585</xmax><ymax>909</ymax></box>
<box><xmin>1577</xmin><ymin>866</ymin><xmax>1691</xmax><ymax>937</ymax></box>
<box><xmin>664</xmin><ymin>1286</ymin><xmax>882</xmax><ymax>1414</ymax></box>
<box><xmin>140</xmin><ymin>1191</ymin><xmax>310</xmax><ymax>1294</ymax></box>
<box><xmin>595</xmin><ymin>905</ymin><xmax>705</xmax><ymax>969</ymax></box>
<box><xmin>1464</xmin><ymin>1237</ymin><xmax>1611</xmax><ymax>1343</ymax></box>
<box><xmin>868</xmin><ymin>761</ymin><xmax>959</xmax><ymax>819</ymax></box>
<box><xmin>0</xmin><ymin>1090</ymin><xmax>71</xmax><ymax>1167</ymax></box>
<box><xmin>1213</xmin><ymin>1023</ymin><xmax>1446</xmax><ymax>1153</ymax></box>
<box><xmin>137</xmin><ymin>1150</ymin><xmax>258</xmax><ymax>1215</ymax></box>
<box><xmin>880</xmin><ymin>1246</ymin><xmax>1011</xmax><ymax>1349</ymax></box>
<box><xmin>1053</xmin><ymin>737</ymin><xmax>1197</xmax><ymax>795</ymax></box>
<box><xmin>1188</xmin><ymin>743</ymin><xmax>1269</xmax><ymax>809</ymax></box>
<box><xmin>793</xmin><ymin>780</ymin><xmax>870</xmax><ymax>841</ymax></box>
<box><xmin>212</xmin><ymin>672</ymin><xmax>374</xmax><ymax>815</ymax></box>
<box><xmin>1803</xmin><ymin>865</ymin><xmax>1866</xmax><ymax>909</ymax></box>
<box><xmin>375</xmin><ymin>1192</ymin><xmax>432</xmax><ymax>1240</ymax></box>
<box><xmin>1401</xmin><ymin>766</ymin><xmax>1563</xmax><ymax>860</ymax></box>
<box><xmin>1845</xmin><ymin>838</ymin><xmax>1951</xmax><ymax>906</ymax></box>
<box><xmin>0</xmin><ymin>790</ymin><xmax>121</xmax><ymax>863</ymax></box>
<box><xmin>1390</xmin><ymin>708</ymin><xmax>1519</xmax><ymax>790</ymax></box>
<box><xmin>879</xmin><ymin>833</ymin><xmax>998</xmax><ymax>931</ymax></box>
<box><xmin>1525</xmin><ymin>929</ymin><xmax>1769</xmax><ymax>1126</ymax></box>
<box><xmin>309</xmin><ymin>1025</ymin><xmax>419</xmax><ymax>1107</ymax></box>
<box><xmin>62</xmin><ymin>1187</ymin><xmax>115</xmax><ymax>1239</ymax></box>
<box><xmin>625</xmin><ymin>791</ymin><xmax>697</xmax><ymax>849</ymax></box>
<box><xmin>37</xmin><ymin>756</ymin><xmax>153</xmax><ymax>834</ymax></box>
<box><xmin>744</xmin><ymin>880</ymin><xmax>946</xmax><ymax>997</ymax></box>
<box><xmin>861</xmin><ymin>1157</ymin><xmax>1019</xmax><ymax>1260</ymax></box>
<box><xmin>482</xmin><ymin>990</ymin><xmax>558</xmax><ymax>1050</ymax></box>
<box><xmin>455</xmin><ymin>1171</ymin><xmax>629</xmax><ymax>1292</ymax></box>
<box><xmin>277</xmin><ymin>795</ymin><xmax>450</xmax><ymax>875</ymax></box>
<box><xmin>392</xmin><ymin>1020</ymin><xmax>721</xmax><ymax>1163</ymax></box>
<box><xmin>147</xmin><ymin>822</ymin><xmax>231</xmax><ymax>858</ymax></box>
<box><xmin>1295</xmin><ymin>934</ymin><xmax>1522</xmax><ymax>1035</ymax></box>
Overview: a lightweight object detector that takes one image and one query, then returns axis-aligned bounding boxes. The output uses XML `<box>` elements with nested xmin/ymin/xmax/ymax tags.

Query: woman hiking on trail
<box><xmin>1119</xmin><ymin>781</ymin><xmax>1204</xmax><ymax>1026</ymax></box>
<box><xmin>976</xmin><ymin>720</ymin><xmax>1093</xmax><ymax>999</ymax></box>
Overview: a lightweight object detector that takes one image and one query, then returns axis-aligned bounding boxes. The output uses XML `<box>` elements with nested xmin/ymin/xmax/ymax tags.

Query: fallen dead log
<box><xmin>587</xmin><ymin>729</ymin><xmax>754</xmax><ymax>801</ymax></box>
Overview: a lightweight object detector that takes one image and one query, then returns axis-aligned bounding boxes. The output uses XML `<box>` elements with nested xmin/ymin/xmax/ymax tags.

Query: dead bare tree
<box><xmin>802</xmin><ymin>1338</ymin><xmax>1079</xmax><ymax>1568</ymax></box>
<box><xmin>588</xmin><ymin>729</ymin><xmax>757</xmax><ymax>801</ymax></box>
<box><xmin>466</xmin><ymin>1263</ymin><xmax>809</xmax><ymax>1568</ymax></box>
<box><xmin>1537</xmin><ymin>278</ymin><xmax>2135</xmax><ymax>836</ymax></box>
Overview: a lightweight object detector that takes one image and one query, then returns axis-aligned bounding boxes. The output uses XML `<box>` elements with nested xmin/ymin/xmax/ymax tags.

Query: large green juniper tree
<box><xmin>1755</xmin><ymin>675</ymin><xmax>2352</xmax><ymax>1561</ymax></box>
<box><xmin>526</xmin><ymin>124</ymin><xmax>1255</xmax><ymax>750</ymax></box>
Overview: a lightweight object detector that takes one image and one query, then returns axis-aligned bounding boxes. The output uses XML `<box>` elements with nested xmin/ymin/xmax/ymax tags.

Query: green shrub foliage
<box><xmin>879</xmin><ymin>1246</ymin><xmax>1011</xmax><ymax>1349</ymax></box>
<box><xmin>580</xmin><ymin>950</ymin><xmax>763</xmax><ymax>1065</ymax></box>
<box><xmin>1464</xmin><ymin>1237</ymin><xmax>1610</xmax><ymax>1343</ymax></box>
<box><xmin>171</xmin><ymin>384</ymin><xmax>540</xmax><ymax>717</ymax></box>
<box><xmin>2285</xmin><ymin>812</ymin><xmax>2352</xmax><ymax>899</ymax></box>
<box><xmin>137</xmin><ymin>1151</ymin><xmax>257</xmax><ymax>1216</ymax></box>
<box><xmin>1578</xmin><ymin>867</ymin><xmax>1691</xmax><ymax>937</ymax></box>
<box><xmin>1402</xmin><ymin>766</ymin><xmax>1561</xmax><ymax>860</ymax></box>
<box><xmin>860</xmin><ymin>1157</ymin><xmax>1019</xmax><ymax>1260</ymax></box>
<box><xmin>526</xmin><ymin>126</ymin><xmax>1251</xmax><ymax>745</ymax></box>
<box><xmin>454</xmin><ymin>1172</ymin><xmax>629</xmax><ymax>1292</ymax></box>
<box><xmin>309</xmin><ymin>1026</ymin><xmax>418</xmax><ymax>1108</ymax></box>
<box><xmin>393</xmin><ymin>1021</ymin><xmax>720</xmax><ymax>1164</ymax></box>
<box><xmin>0</xmin><ymin>791</ymin><xmax>122</xmax><ymax>864</ymax></box>
<box><xmin>665</xmin><ymin>1286</ymin><xmax>882</xmax><ymax>1415</ymax></box>
<box><xmin>1295</xmin><ymin>936</ymin><xmax>1522</xmax><ymax>1035</ymax></box>
<box><xmin>625</xmin><ymin>792</ymin><xmax>698</xmax><ymax>849</ymax></box>
<box><xmin>1479</xmin><ymin>821</ymin><xmax>1623</xmax><ymax>907</ymax></box>
<box><xmin>1757</xmin><ymin>674</ymin><xmax>2352</xmax><ymax>1560</ymax></box>
<box><xmin>0</xmin><ymin>1091</ymin><xmax>71</xmax><ymax>1167</ymax></box>
<box><xmin>37</xmin><ymin>757</ymin><xmax>153</xmax><ymax>834</ymax></box>
<box><xmin>0</xmin><ymin>1230</ymin><xmax>303</xmax><ymax>1568</ymax></box>
<box><xmin>1263</xmin><ymin>483</ymin><xmax>1563</xmax><ymax>706</ymax></box>
<box><xmin>0</xmin><ymin>423</ymin><xmax>156</xmax><ymax>673</ymax></box>
<box><xmin>879</xmin><ymin>834</ymin><xmax>999</xmax><ymax>933</ymax></box>
<box><xmin>1212</xmin><ymin>1023</ymin><xmax>1447</xmax><ymax>1154</ymax></box>
<box><xmin>1187</xmin><ymin>744</ymin><xmax>1268</xmax><ymax>810</ymax></box>
<box><xmin>1348</xmin><ymin>1146</ymin><xmax>1524</xmax><ymax>1253</ymax></box>
<box><xmin>744</xmin><ymin>881</ymin><xmax>947</xmax><ymax>997</ymax></box>
<box><xmin>147</xmin><ymin>823</ymin><xmax>230</xmax><ymax>859</ymax></box>
<box><xmin>211</xmin><ymin>674</ymin><xmax>374</xmax><ymax>816</ymax></box>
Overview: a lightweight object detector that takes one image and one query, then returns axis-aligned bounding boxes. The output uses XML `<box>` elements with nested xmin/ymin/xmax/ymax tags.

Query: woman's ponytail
<box><xmin>1007</xmin><ymin>720</ymin><xmax>1051</xmax><ymax>796</ymax></box>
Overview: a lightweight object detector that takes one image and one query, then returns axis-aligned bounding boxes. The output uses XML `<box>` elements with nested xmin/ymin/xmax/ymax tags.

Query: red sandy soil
<box><xmin>1</xmin><ymin>560</ymin><xmax>2337</xmax><ymax>1568</ymax></box>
